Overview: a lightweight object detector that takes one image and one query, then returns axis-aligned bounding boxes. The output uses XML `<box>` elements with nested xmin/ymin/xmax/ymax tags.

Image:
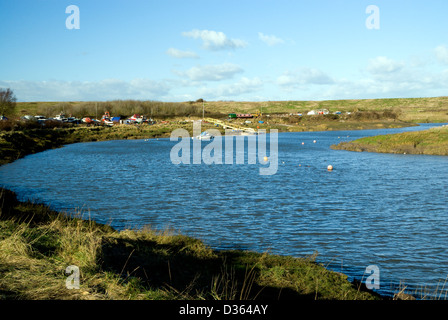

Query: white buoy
<box><xmin>327</xmin><ymin>165</ymin><xmax>333</xmax><ymax>171</ymax></box>
<box><xmin>313</xmin><ymin>140</ymin><xmax>316</xmax><ymax>143</ymax></box>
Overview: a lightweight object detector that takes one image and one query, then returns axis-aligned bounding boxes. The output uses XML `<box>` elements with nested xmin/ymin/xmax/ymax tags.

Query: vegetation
<box><xmin>0</xmin><ymin>88</ymin><xmax>17</xmax><ymax>117</ymax></box>
<box><xmin>11</xmin><ymin>96</ymin><xmax>448</xmax><ymax>135</ymax></box>
<box><xmin>12</xmin><ymin>100</ymin><xmax>224</xmax><ymax>120</ymax></box>
<box><xmin>0</xmin><ymin>122</ymin><xmax>219</xmax><ymax>166</ymax></box>
<box><xmin>0</xmin><ymin>188</ymin><xmax>381</xmax><ymax>300</ymax></box>
<box><xmin>331</xmin><ymin>125</ymin><xmax>448</xmax><ymax>155</ymax></box>
<box><xmin>200</xmin><ymin>96</ymin><xmax>448</xmax><ymax>123</ymax></box>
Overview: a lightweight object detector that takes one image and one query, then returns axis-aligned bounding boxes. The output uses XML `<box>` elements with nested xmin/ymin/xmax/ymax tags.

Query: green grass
<box><xmin>0</xmin><ymin>188</ymin><xmax>381</xmax><ymax>300</ymax></box>
<box><xmin>331</xmin><ymin>125</ymin><xmax>448</xmax><ymax>155</ymax></box>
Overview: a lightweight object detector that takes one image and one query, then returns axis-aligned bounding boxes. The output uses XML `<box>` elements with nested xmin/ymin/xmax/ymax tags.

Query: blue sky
<box><xmin>1</xmin><ymin>0</ymin><xmax>448</xmax><ymax>102</ymax></box>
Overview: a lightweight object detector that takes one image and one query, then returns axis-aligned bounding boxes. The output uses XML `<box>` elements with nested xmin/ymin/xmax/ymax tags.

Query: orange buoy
<box><xmin>263</xmin><ymin>156</ymin><xmax>268</xmax><ymax>162</ymax></box>
<box><xmin>327</xmin><ymin>165</ymin><xmax>333</xmax><ymax>171</ymax></box>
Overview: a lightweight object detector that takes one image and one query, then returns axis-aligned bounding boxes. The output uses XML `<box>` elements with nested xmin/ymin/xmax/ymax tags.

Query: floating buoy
<box><xmin>313</xmin><ymin>140</ymin><xmax>316</xmax><ymax>143</ymax></box>
<box><xmin>327</xmin><ymin>165</ymin><xmax>333</xmax><ymax>171</ymax></box>
<box><xmin>263</xmin><ymin>156</ymin><xmax>268</xmax><ymax>162</ymax></box>
<box><xmin>302</xmin><ymin>142</ymin><xmax>305</xmax><ymax>145</ymax></box>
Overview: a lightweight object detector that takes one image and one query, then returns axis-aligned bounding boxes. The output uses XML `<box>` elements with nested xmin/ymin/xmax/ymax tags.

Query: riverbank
<box><xmin>331</xmin><ymin>125</ymin><xmax>448</xmax><ymax>155</ymax></box>
<box><xmin>0</xmin><ymin>118</ymin><xmax>415</xmax><ymax>166</ymax></box>
<box><xmin>0</xmin><ymin>187</ymin><xmax>382</xmax><ymax>300</ymax></box>
<box><xmin>0</xmin><ymin>122</ymin><xmax>206</xmax><ymax>166</ymax></box>
<box><xmin>0</xmin><ymin>124</ymin><xmax>386</xmax><ymax>301</ymax></box>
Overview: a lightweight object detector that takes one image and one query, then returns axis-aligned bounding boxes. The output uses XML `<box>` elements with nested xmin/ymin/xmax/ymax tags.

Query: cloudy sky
<box><xmin>1</xmin><ymin>0</ymin><xmax>448</xmax><ymax>102</ymax></box>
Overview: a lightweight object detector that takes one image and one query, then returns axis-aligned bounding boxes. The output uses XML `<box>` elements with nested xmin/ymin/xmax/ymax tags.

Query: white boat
<box><xmin>192</xmin><ymin>131</ymin><xmax>214</xmax><ymax>140</ymax></box>
<box><xmin>53</xmin><ymin>113</ymin><xmax>68</xmax><ymax>122</ymax></box>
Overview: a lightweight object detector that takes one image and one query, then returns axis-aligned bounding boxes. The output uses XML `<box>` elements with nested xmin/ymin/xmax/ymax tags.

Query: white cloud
<box><xmin>367</xmin><ymin>56</ymin><xmax>405</xmax><ymax>74</ymax></box>
<box><xmin>166</xmin><ymin>48</ymin><xmax>199</xmax><ymax>59</ymax></box>
<box><xmin>277</xmin><ymin>67</ymin><xmax>334</xmax><ymax>89</ymax></box>
<box><xmin>274</xmin><ymin>52</ymin><xmax>448</xmax><ymax>100</ymax></box>
<box><xmin>435</xmin><ymin>45</ymin><xmax>448</xmax><ymax>64</ymax></box>
<box><xmin>197</xmin><ymin>77</ymin><xmax>263</xmax><ymax>99</ymax></box>
<box><xmin>182</xmin><ymin>29</ymin><xmax>247</xmax><ymax>51</ymax></box>
<box><xmin>173</xmin><ymin>63</ymin><xmax>243</xmax><ymax>81</ymax></box>
<box><xmin>258</xmin><ymin>32</ymin><xmax>284</xmax><ymax>46</ymax></box>
<box><xmin>0</xmin><ymin>79</ymin><xmax>171</xmax><ymax>101</ymax></box>
<box><xmin>318</xmin><ymin>67</ymin><xmax>448</xmax><ymax>100</ymax></box>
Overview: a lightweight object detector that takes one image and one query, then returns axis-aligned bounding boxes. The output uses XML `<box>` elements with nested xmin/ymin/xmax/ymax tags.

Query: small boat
<box><xmin>192</xmin><ymin>131</ymin><xmax>214</xmax><ymax>140</ymax></box>
<box><xmin>101</xmin><ymin>111</ymin><xmax>114</xmax><ymax>126</ymax></box>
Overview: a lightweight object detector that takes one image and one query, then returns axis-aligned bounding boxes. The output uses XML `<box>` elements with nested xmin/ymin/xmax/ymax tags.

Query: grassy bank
<box><xmin>0</xmin><ymin>188</ymin><xmax>381</xmax><ymax>300</ymax></box>
<box><xmin>331</xmin><ymin>125</ymin><xmax>448</xmax><ymax>156</ymax></box>
<box><xmin>0</xmin><ymin>122</ymin><xmax>212</xmax><ymax>166</ymax></box>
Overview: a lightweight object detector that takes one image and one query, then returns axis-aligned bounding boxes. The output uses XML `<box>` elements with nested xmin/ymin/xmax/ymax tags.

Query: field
<box><xmin>11</xmin><ymin>96</ymin><xmax>448</xmax><ymax>123</ymax></box>
<box><xmin>331</xmin><ymin>125</ymin><xmax>448</xmax><ymax>155</ymax></box>
<box><xmin>198</xmin><ymin>97</ymin><xmax>448</xmax><ymax>123</ymax></box>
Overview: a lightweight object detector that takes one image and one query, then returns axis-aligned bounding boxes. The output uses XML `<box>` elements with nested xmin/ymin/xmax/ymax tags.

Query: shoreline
<box><xmin>0</xmin><ymin>186</ymin><xmax>383</xmax><ymax>300</ymax></box>
<box><xmin>0</xmin><ymin>121</ymin><xmax>425</xmax><ymax>301</ymax></box>
<box><xmin>331</xmin><ymin>124</ymin><xmax>448</xmax><ymax>156</ymax></box>
<box><xmin>0</xmin><ymin>118</ymin><xmax>416</xmax><ymax>166</ymax></box>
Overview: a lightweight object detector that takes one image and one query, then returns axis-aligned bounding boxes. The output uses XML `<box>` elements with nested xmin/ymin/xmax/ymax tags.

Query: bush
<box><xmin>0</xmin><ymin>120</ymin><xmax>14</xmax><ymax>131</ymax></box>
<box><xmin>382</xmin><ymin>110</ymin><xmax>399</xmax><ymax>119</ymax></box>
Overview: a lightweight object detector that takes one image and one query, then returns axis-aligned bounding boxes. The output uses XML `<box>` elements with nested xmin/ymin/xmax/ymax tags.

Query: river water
<box><xmin>1</xmin><ymin>123</ymin><xmax>447</xmax><ymax>298</ymax></box>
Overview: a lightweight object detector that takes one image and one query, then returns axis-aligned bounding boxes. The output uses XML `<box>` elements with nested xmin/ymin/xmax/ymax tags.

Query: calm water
<box><xmin>1</xmin><ymin>123</ymin><xmax>448</xmax><ymax>298</ymax></box>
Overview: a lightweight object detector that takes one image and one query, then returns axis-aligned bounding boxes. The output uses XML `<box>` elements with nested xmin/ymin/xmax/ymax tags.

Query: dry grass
<box><xmin>12</xmin><ymin>96</ymin><xmax>448</xmax><ymax>123</ymax></box>
<box><xmin>332</xmin><ymin>125</ymin><xmax>448</xmax><ymax>155</ymax></box>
